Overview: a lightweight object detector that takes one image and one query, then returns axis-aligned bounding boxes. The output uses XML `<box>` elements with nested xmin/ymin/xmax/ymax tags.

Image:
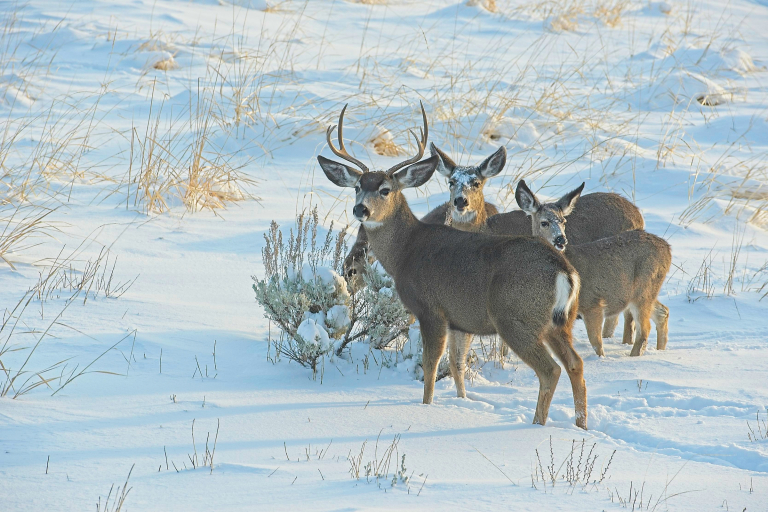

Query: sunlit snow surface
<box><xmin>1</xmin><ymin>0</ymin><xmax>767</xmax><ymax>510</ymax></box>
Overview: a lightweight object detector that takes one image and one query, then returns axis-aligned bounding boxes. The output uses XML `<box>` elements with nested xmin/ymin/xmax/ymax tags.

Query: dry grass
<box><xmin>34</xmin><ymin>245</ymin><xmax>137</xmax><ymax>304</ymax></box>
<box><xmin>531</xmin><ymin>436</ymin><xmax>615</xmax><ymax>491</ymax></box>
<box><xmin>369</xmin><ymin>127</ymin><xmax>405</xmax><ymax>157</ymax></box>
<box><xmin>1</xmin><ymin>88</ymin><xmax>119</xmax><ymax>205</ymax></box>
<box><xmin>160</xmin><ymin>419</ymin><xmax>221</xmax><ymax>474</ymax></box>
<box><xmin>0</xmin><ymin>273</ymin><xmax>133</xmax><ymax>398</ymax></box>
<box><xmin>593</xmin><ymin>0</ymin><xmax>630</xmax><ymax>28</ymax></box>
<box><xmin>127</xmin><ymin>83</ymin><xmax>258</xmax><ymax>215</ymax></box>
<box><xmin>467</xmin><ymin>0</ymin><xmax>498</xmax><ymax>12</ymax></box>
<box><xmin>96</xmin><ymin>464</ymin><xmax>134</xmax><ymax>512</ymax></box>
<box><xmin>0</xmin><ymin>203</ymin><xmax>58</xmax><ymax>270</ymax></box>
<box><xmin>549</xmin><ymin>7</ymin><xmax>582</xmax><ymax>32</ymax></box>
<box><xmin>152</xmin><ymin>54</ymin><xmax>179</xmax><ymax>71</ymax></box>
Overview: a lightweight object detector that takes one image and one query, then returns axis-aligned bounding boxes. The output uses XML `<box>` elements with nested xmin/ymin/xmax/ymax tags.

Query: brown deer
<box><xmin>343</xmin><ymin>144</ymin><xmax>505</xmax><ymax>291</ymax></box>
<box><xmin>422</xmin><ymin>143</ymin><xmax>505</xmax><ymax>229</ymax></box>
<box><xmin>344</xmin><ymin>143</ymin><xmax>507</xmax><ymax>381</ymax></box>
<box><xmin>318</xmin><ymin>104</ymin><xmax>587</xmax><ymax>429</ymax></box>
<box><xmin>487</xmin><ymin>187</ymin><xmax>645</xmax><ymax>339</ymax></box>
<box><xmin>516</xmin><ymin>180</ymin><xmax>670</xmax><ymax>357</ymax></box>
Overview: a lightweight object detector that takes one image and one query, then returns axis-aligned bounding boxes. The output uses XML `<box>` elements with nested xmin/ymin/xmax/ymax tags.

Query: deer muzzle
<box><xmin>353</xmin><ymin>203</ymin><xmax>370</xmax><ymax>221</ymax></box>
<box><xmin>453</xmin><ymin>196</ymin><xmax>468</xmax><ymax>212</ymax></box>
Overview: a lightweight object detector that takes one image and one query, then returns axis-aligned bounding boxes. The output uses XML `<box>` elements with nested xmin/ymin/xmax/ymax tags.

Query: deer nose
<box><xmin>553</xmin><ymin>235</ymin><xmax>567</xmax><ymax>252</ymax></box>
<box><xmin>453</xmin><ymin>196</ymin><xmax>468</xmax><ymax>211</ymax></box>
<box><xmin>353</xmin><ymin>204</ymin><xmax>370</xmax><ymax>220</ymax></box>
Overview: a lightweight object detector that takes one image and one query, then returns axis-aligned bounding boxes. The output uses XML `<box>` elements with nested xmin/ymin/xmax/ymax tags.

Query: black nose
<box><xmin>454</xmin><ymin>197</ymin><xmax>468</xmax><ymax>210</ymax></box>
<box><xmin>553</xmin><ymin>235</ymin><xmax>567</xmax><ymax>249</ymax></box>
<box><xmin>353</xmin><ymin>204</ymin><xmax>369</xmax><ymax>219</ymax></box>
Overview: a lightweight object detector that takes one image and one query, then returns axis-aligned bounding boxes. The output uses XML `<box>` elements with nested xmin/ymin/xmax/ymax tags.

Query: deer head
<box><xmin>515</xmin><ymin>180</ymin><xmax>585</xmax><ymax>251</ymax></box>
<box><xmin>317</xmin><ymin>103</ymin><xmax>439</xmax><ymax>229</ymax></box>
<box><xmin>430</xmin><ymin>143</ymin><xmax>506</xmax><ymax>224</ymax></box>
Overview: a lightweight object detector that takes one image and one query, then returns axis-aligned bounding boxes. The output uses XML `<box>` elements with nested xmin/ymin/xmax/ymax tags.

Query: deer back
<box><xmin>373</xmin><ymin>215</ymin><xmax>575</xmax><ymax>336</ymax></box>
<box><xmin>488</xmin><ymin>192</ymin><xmax>644</xmax><ymax>244</ymax></box>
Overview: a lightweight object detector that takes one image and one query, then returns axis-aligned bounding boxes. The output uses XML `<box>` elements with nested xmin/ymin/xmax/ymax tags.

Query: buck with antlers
<box><xmin>343</xmin><ymin>144</ymin><xmax>505</xmax><ymax>291</ymax></box>
<box><xmin>318</xmin><ymin>104</ymin><xmax>587</xmax><ymax>429</ymax></box>
<box><xmin>516</xmin><ymin>180</ymin><xmax>671</xmax><ymax>357</ymax></box>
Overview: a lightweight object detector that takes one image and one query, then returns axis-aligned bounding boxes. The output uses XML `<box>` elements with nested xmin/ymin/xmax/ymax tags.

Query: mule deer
<box><xmin>516</xmin><ymin>180</ymin><xmax>670</xmax><ymax>357</ymax></box>
<box><xmin>318</xmin><ymin>104</ymin><xmax>587</xmax><ymax>429</ymax></box>
<box><xmin>344</xmin><ymin>143</ymin><xmax>507</xmax><ymax>370</ymax></box>
<box><xmin>343</xmin><ymin>144</ymin><xmax>505</xmax><ymax>290</ymax></box>
<box><xmin>487</xmin><ymin>188</ymin><xmax>645</xmax><ymax>339</ymax></box>
<box><xmin>421</xmin><ymin>143</ymin><xmax>505</xmax><ymax>229</ymax></box>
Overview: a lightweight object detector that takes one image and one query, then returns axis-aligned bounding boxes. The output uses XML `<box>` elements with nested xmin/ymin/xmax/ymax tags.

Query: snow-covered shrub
<box><xmin>253</xmin><ymin>208</ymin><xmax>351</xmax><ymax>373</ymax></box>
<box><xmin>358</xmin><ymin>261</ymin><xmax>412</xmax><ymax>351</ymax></box>
<box><xmin>253</xmin><ymin>208</ymin><xmax>437</xmax><ymax>378</ymax></box>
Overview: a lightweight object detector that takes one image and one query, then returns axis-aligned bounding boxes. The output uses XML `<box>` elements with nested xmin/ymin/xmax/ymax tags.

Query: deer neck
<box><xmin>361</xmin><ymin>193</ymin><xmax>419</xmax><ymax>279</ymax></box>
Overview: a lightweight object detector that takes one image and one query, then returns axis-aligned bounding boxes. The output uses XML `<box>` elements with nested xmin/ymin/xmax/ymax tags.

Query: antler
<box><xmin>385</xmin><ymin>101</ymin><xmax>429</xmax><ymax>176</ymax></box>
<box><xmin>326</xmin><ymin>104</ymin><xmax>369</xmax><ymax>173</ymax></box>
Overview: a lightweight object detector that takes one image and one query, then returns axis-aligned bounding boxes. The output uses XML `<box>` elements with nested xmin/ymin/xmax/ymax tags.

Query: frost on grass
<box><xmin>253</xmin><ymin>208</ymin><xmax>418</xmax><ymax>375</ymax></box>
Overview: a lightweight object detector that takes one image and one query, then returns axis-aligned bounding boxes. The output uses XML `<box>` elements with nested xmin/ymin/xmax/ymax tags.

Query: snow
<box><xmin>0</xmin><ymin>0</ymin><xmax>767</xmax><ymax>510</ymax></box>
<box><xmin>296</xmin><ymin>318</ymin><xmax>331</xmax><ymax>351</ymax></box>
<box><xmin>326</xmin><ymin>304</ymin><xmax>350</xmax><ymax>331</ymax></box>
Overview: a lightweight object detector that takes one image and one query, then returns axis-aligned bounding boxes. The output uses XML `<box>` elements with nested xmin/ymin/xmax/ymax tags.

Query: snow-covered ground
<box><xmin>1</xmin><ymin>0</ymin><xmax>768</xmax><ymax>509</ymax></box>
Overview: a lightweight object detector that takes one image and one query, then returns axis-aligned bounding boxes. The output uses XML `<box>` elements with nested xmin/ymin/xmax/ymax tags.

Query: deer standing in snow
<box><xmin>516</xmin><ymin>180</ymin><xmax>670</xmax><ymax>357</ymax></box>
<box><xmin>343</xmin><ymin>144</ymin><xmax>507</xmax><ymax>383</ymax></box>
<box><xmin>318</xmin><ymin>104</ymin><xmax>587</xmax><ymax>428</ymax></box>
<box><xmin>487</xmin><ymin>186</ymin><xmax>645</xmax><ymax>338</ymax></box>
<box><xmin>343</xmin><ymin>144</ymin><xmax>504</xmax><ymax>291</ymax></box>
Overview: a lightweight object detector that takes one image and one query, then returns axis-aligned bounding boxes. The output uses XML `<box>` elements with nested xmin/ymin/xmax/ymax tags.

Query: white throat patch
<box><xmin>451</xmin><ymin>209</ymin><xmax>477</xmax><ymax>223</ymax></box>
<box><xmin>362</xmin><ymin>220</ymin><xmax>383</xmax><ymax>229</ymax></box>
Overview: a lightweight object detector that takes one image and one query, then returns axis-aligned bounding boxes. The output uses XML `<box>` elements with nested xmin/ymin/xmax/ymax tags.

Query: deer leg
<box><xmin>494</xmin><ymin>319</ymin><xmax>561</xmax><ymax>426</ymax></box>
<box><xmin>652</xmin><ymin>301</ymin><xmax>669</xmax><ymax>350</ymax></box>
<box><xmin>498</xmin><ymin>337</ymin><xmax>509</xmax><ymax>358</ymax></box>
<box><xmin>546</xmin><ymin>327</ymin><xmax>588</xmax><ymax>430</ymax></box>
<box><xmin>582</xmin><ymin>309</ymin><xmax>606</xmax><ymax>357</ymax></box>
<box><xmin>419</xmin><ymin>318</ymin><xmax>448</xmax><ymax>404</ymax></box>
<box><xmin>621</xmin><ymin>310</ymin><xmax>635</xmax><ymax>345</ymax></box>
<box><xmin>447</xmin><ymin>330</ymin><xmax>471</xmax><ymax>398</ymax></box>
<box><xmin>629</xmin><ymin>304</ymin><xmax>652</xmax><ymax>357</ymax></box>
<box><xmin>458</xmin><ymin>332</ymin><xmax>473</xmax><ymax>394</ymax></box>
<box><xmin>602</xmin><ymin>315</ymin><xmax>619</xmax><ymax>338</ymax></box>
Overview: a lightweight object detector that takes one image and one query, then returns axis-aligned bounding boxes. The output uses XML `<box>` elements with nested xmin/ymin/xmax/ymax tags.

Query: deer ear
<box><xmin>393</xmin><ymin>155</ymin><xmax>439</xmax><ymax>189</ymax></box>
<box><xmin>476</xmin><ymin>145</ymin><xmax>507</xmax><ymax>178</ymax></box>
<box><xmin>317</xmin><ymin>155</ymin><xmax>363</xmax><ymax>188</ymax></box>
<box><xmin>429</xmin><ymin>143</ymin><xmax>456</xmax><ymax>177</ymax></box>
<box><xmin>555</xmin><ymin>182</ymin><xmax>585</xmax><ymax>216</ymax></box>
<box><xmin>515</xmin><ymin>180</ymin><xmax>540</xmax><ymax>214</ymax></box>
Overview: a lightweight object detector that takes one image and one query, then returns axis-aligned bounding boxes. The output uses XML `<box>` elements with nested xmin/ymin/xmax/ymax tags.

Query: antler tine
<box><xmin>386</xmin><ymin>101</ymin><xmax>429</xmax><ymax>176</ymax></box>
<box><xmin>326</xmin><ymin>104</ymin><xmax>369</xmax><ymax>173</ymax></box>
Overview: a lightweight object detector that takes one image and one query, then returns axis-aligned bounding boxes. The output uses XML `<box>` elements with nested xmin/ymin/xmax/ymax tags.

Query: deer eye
<box><xmin>470</xmin><ymin>180</ymin><xmax>479</xmax><ymax>188</ymax></box>
<box><xmin>379</xmin><ymin>188</ymin><xmax>390</xmax><ymax>196</ymax></box>
<box><xmin>448</xmin><ymin>180</ymin><xmax>456</xmax><ymax>188</ymax></box>
<box><xmin>355</xmin><ymin>185</ymin><xmax>360</xmax><ymax>193</ymax></box>
<box><xmin>541</xmin><ymin>221</ymin><xmax>549</xmax><ymax>227</ymax></box>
